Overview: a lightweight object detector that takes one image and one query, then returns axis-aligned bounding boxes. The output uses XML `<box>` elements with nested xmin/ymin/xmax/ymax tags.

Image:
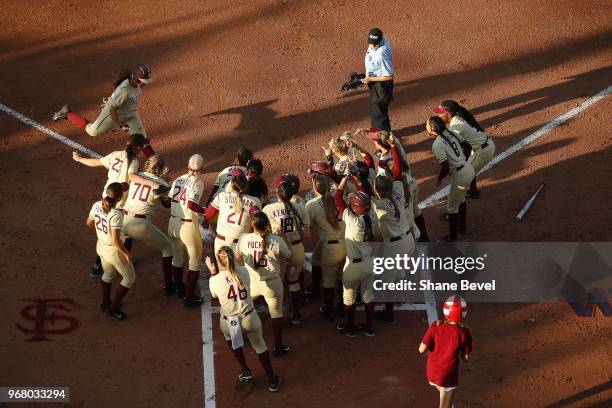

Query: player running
<box><xmin>304</xmin><ymin>173</ymin><xmax>346</xmax><ymax>320</ymax></box>
<box><xmin>237</xmin><ymin>211</ymin><xmax>292</xmax><ymax>357</ymax></box>
<box><xmin>53</xmin><ymin>64</ymin><xmax>155</xmax><ymax>158</ymax></box>
<box><xmin>72</xmin><ymin>133</ymin><xmax>147</xmax><ymax>277</ymax></box>
<box><xmin>264</xmin><ymin>175</ymin><xmax>307</xmax><ymax>325</ymax></box>
<box><xmin>168</xmin><ymin>154</ymin><xmax>206</xmax><ymax>307</ymax></box>
<box><xmin>86</xmin><ymin>182</ymin><xmax>134</xmax><ymax>320</ymax></box>
<box><xmin>334</xmin><ymin>176</ymin><xmax>380</xmax><ymax>338</ymax></box>
<box><xmin>122</xmin><ymin>155</ymin><xmax>175</xmax><ymax>295</ymax></box>
<box><xmin>206</xmin><ymin>248</ymin><xmax>282</xmax><ymax>392</ymax></box>
<box><xmin>419</xmin><ymin>295</ymin><xmax>474</xmax><ymax>408</ymax></box>
<box><xmin>434</xmin><ymin>100</ymin><xmax>495</xmax><ymax>198</ymax></box>
<box><xmin>426</xmin><ymin>117</ymin><xmax>475</xmax><ymax>242</ymax></box>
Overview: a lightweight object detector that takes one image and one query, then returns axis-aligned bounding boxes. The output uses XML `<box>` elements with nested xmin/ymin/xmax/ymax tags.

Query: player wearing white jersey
<box><xmin>168</xmin><ymin>154</ymin><xmax>206</xmax><ymax>307</ymax></box>
<box><xmin>206</xmin><ymin>172</ymin><xmax>262</xmax><ymax>260</ymax></box>
<box><xmin>264</xmin><ymin>174</ymin><xmax>307</xmax><ymax>325</ymax></box>
<box><xmin>122</xmin><ymin>155</ymin><xmax>175</xmax><ymax>295</ymax></box>
<box><xmin>72</xmin><ymin>134</ymin><xmax>147</xmax><ymax>277</ymax></box>
<box><xmin>86</xmin><ymin>183</ymin><xmax>134</xmax><ymax>320</ymax></box>
<box><xmin>334</xmin><ymin>176</ymin><xmax>381</xmax><ymax>338</ymax></box>
<box><xmin>204</xmin><ymin>147</ymin><xmax>253</xmax><ymax>206</ymax></box>
<box><xmin>237</xmin><ymin>211</ymin><xmax>292</xmax><ymax>358</ymax></box>
<box><xmin>427</xmin><ymin>117</ymin><xmax>475</xmax><ymax>242</ymax></box>
<box><xmin>206</xmin><ymin>248</ymin><xmax>282</xmax><ymax>392</ymax></box>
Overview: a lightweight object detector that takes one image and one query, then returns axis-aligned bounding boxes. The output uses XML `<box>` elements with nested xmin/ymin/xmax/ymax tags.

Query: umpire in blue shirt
<box><xmin>362</xmin><ymin>27</ymin><xmax>394</xmax><ymax>131</ymax></box>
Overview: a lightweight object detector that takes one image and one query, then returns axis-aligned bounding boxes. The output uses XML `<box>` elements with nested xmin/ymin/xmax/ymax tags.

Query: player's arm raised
<box><xmin>73</xmin><ymin>151</ymin><xmax>104</xmax><ymax>167</ymax></box>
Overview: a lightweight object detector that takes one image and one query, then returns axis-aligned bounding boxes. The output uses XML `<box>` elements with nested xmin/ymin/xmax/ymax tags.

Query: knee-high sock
<box><xmin>414</xmin><ymin>214</ymin><xmax>429</xmax><ymax>241</ymax></box>
<box><xmin>257</xmin><ymin>351</ymin><xmax>275</xmax><ymax>382</ymax></box>
<box><xmin>110</xmin><ymin>285</ymin><xmax>129</xmax><ymax>310</ymax></box>
<box><xmin>66</xmin><ymin>112</ymin><xmax>89</xmax><ymax>130</ymax></box>
<box><xmin>226</xmin><ymin>341</ymin><xmax>248</xmax><ymax>371</ymax></box>
<box><xmin>161</xmin><ymin>257</ymin><xmax>173</xmax><ymax>288</ymax></box>
<box><xmin>311</xmin><ymin>266</ymin><xmax>322</xmax><ymax>295</ymax></box>
<box><xmin>345</xmin><ymin>304</ymin><xmax>356</xmax><ymax>329</ymax></box>
<box><xmin>271</xmin><ymin>317</ymin><xmax>283</xmax><ymax>347</ymax></box>
<box><xmin>172</xmin><ymin>266</ymin><xmax>185</xmax><ymax>292</ymax></box>
<box><xmin>448</xmin><ymin>213</ymin><xmax>459</xmax><ymax>241</ymax></box>
<box><xmin>185</xmin><ymin>269</ymin><xmax>200</xmax><ymax>300</ymax></box>
<box><xmin>290</xmin><ymin>290</ymin><xmax>301</xmax><ymax>316</ymax></box>
<box><xmin>458</xmin><ymin>202</ymin><xmax>467</xmax><ymax>230</ymax></box>
<box><xmin>385</xmin><ymin>302</ymin><xmax>394</xmax><ymax>319</ymax></box>
<box><xmin>101</xmin><ymin>281</ymin><xmax>112</xmax><ymax>305</ymax></box>
<box><xmin>322</xmin><ymin>287</ymin><xmax>334</xmax><ymax>308</ymax></box>
<box><xmin>365</xmin><ymin>303</ymin><xmax>375</xmax><ymax>329</ymax></box>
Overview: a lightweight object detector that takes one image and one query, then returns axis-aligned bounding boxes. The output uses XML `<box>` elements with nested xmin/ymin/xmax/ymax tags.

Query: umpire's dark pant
<box><xmin>368</xmin><ymin>80</ymin><xmax>394</xmax><ymax>131</ymax></box>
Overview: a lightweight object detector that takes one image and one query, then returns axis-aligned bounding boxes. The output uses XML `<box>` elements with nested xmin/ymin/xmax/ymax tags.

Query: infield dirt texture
<box><xmin>1</xmin><ymin>1</ymin><xmax>611</xmax><ymax>407</ymax></box>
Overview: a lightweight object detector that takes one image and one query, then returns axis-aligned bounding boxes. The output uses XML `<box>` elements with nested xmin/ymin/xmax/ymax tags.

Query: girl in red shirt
<box><xmin>419</xmin><ymin>295</ymin><xmax>473</xmax><ymax>408</ymax></box>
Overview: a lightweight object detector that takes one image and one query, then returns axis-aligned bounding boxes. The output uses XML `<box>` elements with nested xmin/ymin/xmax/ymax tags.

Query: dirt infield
<box><xmin>1</xmin><ymin>1</ymin><xmax>611</xmax><ymax>407</ymax></box>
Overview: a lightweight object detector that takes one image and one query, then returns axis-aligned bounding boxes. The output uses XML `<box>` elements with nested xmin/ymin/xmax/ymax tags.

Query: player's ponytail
<box><xmin>440</xmin><ymin>100</ymin><xmax>484</xmax><ymax>132</ymax></box>
<box><xmin>114</xmin><ymin>69</ymin><xmax>132</xmax><ymax>89</ymax></box>
<box><xmin>277</xmin><ymin>183</ymin><xmax>303</xmax><ymax>230</ymax></box>
<box><xmin>375</xmin><ymin>175</ymin><xmax>400</xmax><ymax>220</ymax></box>
<box><xmin>252</xmin><ymin>212</ymin><xmax>270</xmax><ymax>267</ymax></box>
<box><xmin>217</xmin><ymin>246</ymin><xmax>244</xmax><ymax>289</ymax></box>
<box><xmin>355</xmin><ymin>162</ymin><xmax>374</xmax><ymax>196</ymax></box>
<box><xmin>314</xmin><ymin>174</ymin><xmax>338</xmax><ymax>229</ymax></box>
<box><xmin>362</xmin><ymin>212</ymin><xmax>374</xmax><ymax>242</ymax></box>
<box><xmin>102</xmin><ymin>182</ymin><xmax>124</xmax><ymax>213</ymax></box>
<box><xmin>231</xmin><ymin>173</ymin><xmax>248</xmax><ymax>216</ymax></box>
<box><xmin>125</xmin><ymin>133</ymin><xmax>147</xmax><ymax>170</ymax></box>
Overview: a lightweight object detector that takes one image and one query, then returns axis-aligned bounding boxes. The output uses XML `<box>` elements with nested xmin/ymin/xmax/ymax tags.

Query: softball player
<box><xmin>72</xmin><ymin>133</ymin><xmax>147</xmax><ymax>276</ymax></box>
<box><xmin>86</xmin><ymin>182</ymin><xmax>134</xmax><ymax>320</ymax></box>
<box><xmin>204</xmin><ymin>147</ymin><xmax>253</xmax><ymax>206</ymax></box>
<box><xmin>304</xmin><ymin>174</ymin><xmax>346</xmax><ymax>319</ymax></box>
<box><xmin>122</xmin><ymin>155</ymin><xmax>175</xmax><ymax>295</ymax></box>
<box><xmin>168</xmin><ymin>154</ymin><xmax>206</xmax><ymax>307</ymax></box>
<box><xmin>53</xmin><ymin>64</ymin><xmax>155</xmax><ymax>158</ymax></box>
<box><xmin>427</xmin><ymin>116</ymin><xmax>475</xmax><ymax>242</ymax></box>
<box><xmin>334</xmin><ymin>176</ymin><xmax>380</xmax><ymax>338</ymax></box>
<box><xmin>263</xmin><ymin>175</ymin><xmax>307</xmax><ymax>325</ymax></box>
<box><xmin>237</xmin><ymin>211</ymin><xmax>292</xmax><ymax>357</ymax></box>
<box><xmin>206</xmin><ymin>248</ymin><xmax>282</xmax><ymax>392</ymax></box>
<box><xmin>419</xmin><ymin>295</ymin><xmax>473</xmax><ymax>408</ymax></box>
<box><xmin>245</xmin><ymin>159</ymin><xmax>268</xmax><ymax>203</ymax></box>
<box><xmin>372</xmin><ymin>173</ymin><xmax>415</xmax><ymax>324</ymax></box>
<box><xmin>434</xmin><ymin>100</ymin><xmax>495</xmax><ymax>198</ymax></box>
<box><xmin>206</xmin><ymin>172</ymin><xmax>262</xmax><ymax>259</ymax></box>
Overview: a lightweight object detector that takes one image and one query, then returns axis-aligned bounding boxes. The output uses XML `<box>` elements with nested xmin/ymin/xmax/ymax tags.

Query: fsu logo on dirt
<box><xmin>15</xmin><ymin>298</ymin><xmax>79</xmax><ymax>341</ymax></box>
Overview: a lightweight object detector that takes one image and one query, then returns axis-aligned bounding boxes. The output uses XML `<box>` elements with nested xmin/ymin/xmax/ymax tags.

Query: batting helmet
<box><xmin>131</xmin><ymin>64</ymin><xmax>153</xmax><ymax>84</ymax></box>
<box><xmin>443</xmin><ymin>295</ymin><xmax>467</xmax><ymax>322</ymax></box>
<box><xmin>349</xmin><ymin>191</ymin><xmax>371</xmax><ymax>216</ymax></box>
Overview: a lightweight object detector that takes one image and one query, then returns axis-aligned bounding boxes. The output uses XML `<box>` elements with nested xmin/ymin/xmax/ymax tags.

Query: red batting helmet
<box><xmin>443</xmin><ymin>295</ymin><xmax>467</xmax><ymax>322</ymax></box>
<box><xmin>131</xmin><ymin>64</ymin><xmax>153</xmax><ymax>84</ymax></box>
<box><xmin>349</xmin><ymin>191</ymin><xmax>371</xmax><ymax>216</ymax></box>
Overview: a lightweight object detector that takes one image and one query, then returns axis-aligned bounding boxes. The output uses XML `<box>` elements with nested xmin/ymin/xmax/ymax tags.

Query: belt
<box><xmin>351</xmin><ymin>257</ymin><xmax>363</xmax><ymax>263</ymax></box>
<box><xmin>290</xmin><ymin>239</ymin><xmax>302</xmax><ymax>246</ymax></box>
<box><xmin>171</xmin><ymin>215</ymin><xmax>192</xmax><ymax>222</ymax></box>
<box><xmin>223</xmin><ymin>308</ymin><xmax>254</xmax><ymax>320</ymax></box>
<box><xmin>455</xmin><ymin>165</ymin><xmax>464</xmax><ymax>172</ymax></box>
<box><xmin>389</xmin><ymin>235</ymin><xmax>402</xmax><ymax>242</ymax></box>
<box><xmin>217</xmin><ymin>234</ymin><xmax>239</xmax><ymax>243</ymax></box>
<box><xmin>123</xmin><ymin>210</ymin><xmax>146</xmax><ymax>219</ymax></box>
<box><xmin>327</xmin><ymin>240</ymin><xmax>340</xmax><ymax>244</ymax></box>
<box><xmin>481</xmin><ymin>138</ymin><xmax>490</xmax><ymax>149</ymax></box>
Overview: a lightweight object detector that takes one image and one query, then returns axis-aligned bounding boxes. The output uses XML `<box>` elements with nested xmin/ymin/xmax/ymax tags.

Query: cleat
<box><xmin>376</xmin><ymin>311</ymin><xmax>397</xmax><ymax>325</ymax></box>
<box><xmin>105</xmin><ymin>308</ymin><xmax>127</xmax><ymax>320</ymax></box>
<box><xmin>163</xmin><ymin>283</ymin><xmax>176</xmax><ymax>296</ymax></box>
<box><xmin>357</xmin><ymin>324</ymin><xmax>375</xmax><ymax>337</ymax></box>
<box><xmin>290</xmin><ymin>313</ymin><xmax>302</xmax><ymax>326</ymax></box>
<box><xmin>175</xmin><ymin>288</ymin><xmax>186</xmax><ymax>299</ymax></box>
<box><xmin>272</xmin><ymin>345</ymin><xmax>290</xmax><ymax>357</ymax></box>
<box><xmin>237</xmin><ymin>369</ymin><xmax>253</xmax><ymax>382</ymax></box>
<box><xmin>268</xmin><ymin>376</ymin><xmax>282</xmax><ymax>392</ymax></box>
<box><xmin>336</xmin><ymin>323</ymin><xmax>357</xmax><ymax>338</ymax></box>
<box><xmin>100</xmin><ymin>302</ymin><xmax>111</xmax><ymax>313</ymax></box>
<box><xmin>319</xmin><ymin>306</ymin><xmax>335</xmax><ymax>321</ymax></box>
<box><xmin>52</xmin><ymin>105</ymin><xmax>70</xmax><ymax>121</ymax></box>
<box><xmin>90</xmin><ymin>264</ymin><xmax>103</xmax><ymax>278</ymax></box>
<box><xmin>184</xmin><ymin>296</ymin><xmax>204</xmax><ymax>308</ymax></box>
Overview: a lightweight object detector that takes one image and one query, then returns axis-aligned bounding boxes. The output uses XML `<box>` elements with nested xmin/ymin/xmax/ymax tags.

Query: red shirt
<box><xmin>421</xmin><ymin>322</ymin><xmax>473</xmax><ymax>387</ymax></box>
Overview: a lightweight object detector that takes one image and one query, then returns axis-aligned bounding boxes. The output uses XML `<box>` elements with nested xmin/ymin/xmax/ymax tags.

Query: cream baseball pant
<box><xmin>380</xmin><ymin>234</ymin><xmax>415</xmax><ymax>283</ymax></box>
<box><xmin>283</xmin><ymin>241</ymin><xmax>304</xmax><ymax>292</ymax></box>
<box><xmin>342</xmin><ymin>256</ymin><xmax>374</xmax><ymax>306</ymax></box>
<box><xmin>219</xmin><ymin>310</ymin><xmax>267</xmax><ymax>354</ymax></box>
<box><xmin>468</xmin><ymin>140</ymin><xmax>495</xmax><ymax>173</ymax></box>
<box><xmin>213</xmin><ymin>235</ymin><xmax>240</xmax><ymax>263</ymax></box>
<box><xmin>409</xmin><ymin>177</ymin><xmax>422</xmax><ymax>219</ymax></box>
<box><xmin>168</xmin><ymin>216</ymin><xmax>203</xmax><ymax>270</ymax></box>
<box><xmin>249</xmin><ymin>275</ymin><xmax>284</xmax><ymax>319</ymax></box>
<box><xmin>123</xmin><ymin>215</ymin><xmax>173</xmax><ymax>257</ymax></box>
<box><xmin>311</xmin><ymin>241</ymin><xmax>322</xmax><ymax>268</ymax></box>
<box><xmin>320</xmin><ymin>239</ymin><xmax>346</xmax><ymax>288</ymax></box>
<box><xmin>448</xmin><ymin>164</ymin><xmax>475</xmax><ymax>214</ymax></box>
<box><xmin>97</xmin><ymin>241</ymin><xmax>135</xmax><ymax>288</ymax></box>
<box><xmin>85</xmin><ymin>102</ymin><xmax>146</xmax><ymax>137</ymax></box>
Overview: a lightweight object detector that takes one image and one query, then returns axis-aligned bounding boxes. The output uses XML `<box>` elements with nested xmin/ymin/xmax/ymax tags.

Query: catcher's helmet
<box><xmin>443</xmin><ymin>295</ymin><xmax>467</xmax><ymax>322</ymax></box>
<box><xmin>349</xmin><ymin>191</ymin><xmax>371</xmax><ymax>216</ymax></box>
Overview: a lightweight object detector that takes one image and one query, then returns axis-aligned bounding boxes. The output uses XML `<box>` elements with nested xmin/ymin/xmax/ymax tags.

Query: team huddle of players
<box><xmin>79</xmin><ymin>102</ymin><xmax>493</xmax><ymax>394</ymax></box>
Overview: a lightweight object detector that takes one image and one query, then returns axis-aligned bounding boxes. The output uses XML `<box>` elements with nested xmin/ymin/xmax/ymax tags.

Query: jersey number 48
<box><xmin>227</xmin><ymin>284</ymin><xmax>247</xmax><ymax>301</ymax></box>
